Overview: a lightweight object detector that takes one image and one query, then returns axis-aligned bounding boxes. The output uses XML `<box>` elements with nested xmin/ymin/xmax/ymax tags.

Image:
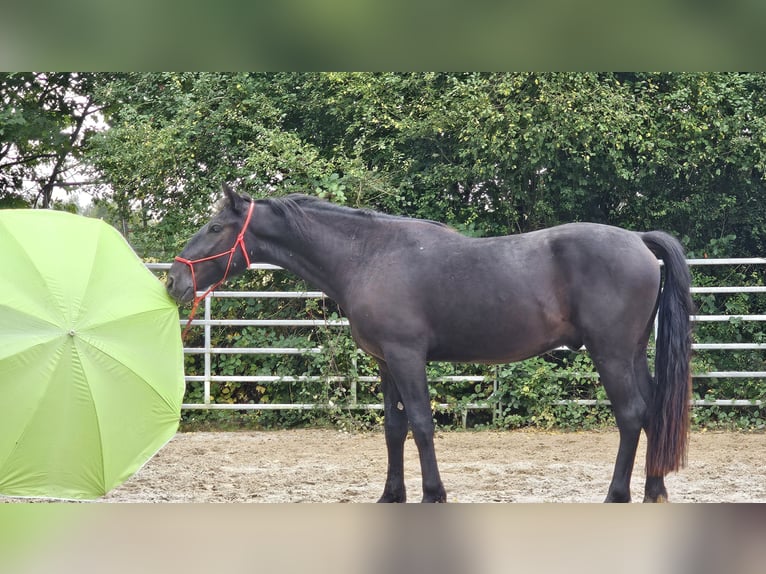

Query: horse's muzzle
<box><xmin>165</xmin><ymin>264</ymin><xmax>195</xmax><ymax>304</ymax></box>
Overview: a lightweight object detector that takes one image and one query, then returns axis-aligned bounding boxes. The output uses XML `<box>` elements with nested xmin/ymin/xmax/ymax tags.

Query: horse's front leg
<box><xmin>381</xmin><ymin>349</ymin><xmax>446</xmax><ymax>503</ymax></box>
<box><xmin>377</xmin><ymin>360</ymin><xmax>408</xmax><ymax>503</ymax></box>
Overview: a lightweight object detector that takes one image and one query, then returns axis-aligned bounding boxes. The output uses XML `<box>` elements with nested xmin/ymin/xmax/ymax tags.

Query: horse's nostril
<box><xmin>166</xmin><ymin>275</ymin><xmax>175</xmax><ymax>290</ymax></box>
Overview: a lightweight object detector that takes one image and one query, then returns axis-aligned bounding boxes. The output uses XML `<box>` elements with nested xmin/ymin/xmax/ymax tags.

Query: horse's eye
<box><xmin>210</xmin><ymin>224</ymin><xmax>223</xmax><ymax>233</ymax></box>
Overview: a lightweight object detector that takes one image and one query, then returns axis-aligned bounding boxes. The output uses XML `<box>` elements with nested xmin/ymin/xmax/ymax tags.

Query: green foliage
<box><xmin>260</xmin><ymin>73</ymin><xmax>766</xmax><ymax>254</ymax></box>
<box><xmin>0</xmin><ymin>73</ymin><xmax>104</xmax><ymax>209</ymax></box>
<box><xmin>85</xmin><ymin>73</ymin><xmax>393</xmax><ymax>259</ymax></box>
<box><xmin>83</xmin><ymin>72</ymin><xmax>766</xmax><ymax>257</ymax></box>
<box><xmin>4</xmin><ymin>72</ymin><xmax>766</xmax><ymax>257</ymax></box>
<box><xmin>489</xmin><ymin>355</ymin><xmax>613</xmax><ymax>430</ymax></box>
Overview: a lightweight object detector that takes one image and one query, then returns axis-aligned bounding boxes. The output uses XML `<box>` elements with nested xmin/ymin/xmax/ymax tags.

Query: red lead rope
<box><xmin>175</xmin><ymin>200</ymin><xmax>255</xmax><ymax>338</ymax></box>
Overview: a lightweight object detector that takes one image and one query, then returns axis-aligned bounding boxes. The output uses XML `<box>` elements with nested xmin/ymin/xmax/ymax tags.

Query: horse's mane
<box><xmin>261</xmin><ymin>194</ymin><xmax>450</xmax><ymax>230</ymax></box>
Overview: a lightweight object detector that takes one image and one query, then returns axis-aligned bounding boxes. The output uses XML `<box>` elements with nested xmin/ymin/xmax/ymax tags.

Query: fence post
<box><xmin>492</xmin><ymin>365</ymin><xmax>501</xmax><ymax>425</ymax></box>
<box><xmin>204</xmin><ymin>294</ymin><xmax>212</xmax><ymax>405</ymax></box>
<box><xmin>350</xmin><ymin>355</ymin><xmax>358</xmax><ymax>408</ymax></box>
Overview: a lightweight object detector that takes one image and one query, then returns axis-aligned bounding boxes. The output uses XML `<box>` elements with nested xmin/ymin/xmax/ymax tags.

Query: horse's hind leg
<box><xmin>376</xmin><ymin>359</ymin><xmax>408</xmax><ymax>503</ymax></box>
<box><xmin>640</xmin><ymin>354</ymin><xmax>669</xmax><ymax>503</ymax></box>
<box><xmin>629</xmin><ymin>353</ymin><xmax>669</xmax><ymax>502</ymax></box>
<box><xmin>591</xmin><ymin>351</ymin><xmax>650</xmax><ymax>503</ymax></box>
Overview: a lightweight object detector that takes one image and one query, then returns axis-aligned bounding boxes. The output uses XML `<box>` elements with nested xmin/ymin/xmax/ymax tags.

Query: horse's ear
<box><xmin>222</xmin><ymin>183</ymin><xmax>237</xmax><ymax>205</ymax></box>
<box><xmin>221</xmin><ymin>182</ymin><xmax>253</xmax><ymax>214</ymax></box>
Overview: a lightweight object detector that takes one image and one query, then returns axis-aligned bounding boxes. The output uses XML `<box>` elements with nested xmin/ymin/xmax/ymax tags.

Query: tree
<box><xmin>86</xmin><ymin>72</ymin><xmax>383</xmax><ymax>258</ymax></box>
<box><xmin>86</xmin><ymin>72</ymin><xmax>766</xmax><ymax>256</ymax></box>
<box><xmin>0</xmin><ymin>73</ymin><xmax>104</xmax><ymax>209</ymax></box>
<box><xmin>266</xmin><ymin>72</ymin><xmax>766</xmax><ymax>253</ymax></box>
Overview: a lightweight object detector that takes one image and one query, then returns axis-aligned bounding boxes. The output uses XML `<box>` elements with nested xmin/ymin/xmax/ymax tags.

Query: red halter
<box><xmin>175</xmin><ymin>200</ymin><xmax>255</xmax><ymax>337</ymax></box>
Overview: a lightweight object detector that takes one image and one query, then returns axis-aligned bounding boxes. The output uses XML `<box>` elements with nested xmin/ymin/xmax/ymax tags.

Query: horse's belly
<box><xmin>427</xmin><ymin>318</ymin><xmax>578</xmax><ymax>364</ymax></box>
<box><xmin>428</xmin><ymin>342</ymin><xmax>562</xmax><ymax>364</ymax></box>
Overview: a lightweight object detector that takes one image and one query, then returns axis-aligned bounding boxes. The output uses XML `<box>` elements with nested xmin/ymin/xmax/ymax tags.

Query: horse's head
<box><xmin>166</xmin><ymin>183</ymin><xmax>254</xmax><ymax>304</ymax></box>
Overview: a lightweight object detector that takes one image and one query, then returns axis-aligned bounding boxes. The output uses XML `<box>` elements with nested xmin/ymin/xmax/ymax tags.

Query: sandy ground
<box><xmin>88</xmin><ymin>429</ymin><xmax>766</xmax><ymax>503</ymax></box>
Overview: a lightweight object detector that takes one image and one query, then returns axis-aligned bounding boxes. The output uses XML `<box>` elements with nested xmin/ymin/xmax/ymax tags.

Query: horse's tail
<box><xmin>640</xmin><ymin>231</ymin><xmax>694</xmax><ymax>476</ymax></box>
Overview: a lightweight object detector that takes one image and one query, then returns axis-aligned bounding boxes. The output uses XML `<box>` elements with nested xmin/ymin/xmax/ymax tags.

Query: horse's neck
<box><xmin>254</xmin><ymin>212</ymin><xmax>366</xmax><ymax>306</ymax></box>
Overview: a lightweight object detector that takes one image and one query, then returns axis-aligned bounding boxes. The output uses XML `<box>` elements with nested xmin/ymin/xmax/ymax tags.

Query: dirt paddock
<box><xmin>90</xmin><ymin>429</ymin><xmax>766</xmax><ymax>503</ymax></box>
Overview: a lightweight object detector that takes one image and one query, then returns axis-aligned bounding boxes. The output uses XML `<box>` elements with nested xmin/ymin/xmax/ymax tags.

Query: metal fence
<box><xmin>147</xmin><ymin>258</ymin><xmax>766</xmax><ymax>412</ymax></box>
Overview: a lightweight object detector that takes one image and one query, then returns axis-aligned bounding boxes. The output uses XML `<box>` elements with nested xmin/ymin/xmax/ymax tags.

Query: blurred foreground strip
<box><xmin>3</xmin><ymin>505</ymin><xmax>762</xmax><ymax>574</ymax></box>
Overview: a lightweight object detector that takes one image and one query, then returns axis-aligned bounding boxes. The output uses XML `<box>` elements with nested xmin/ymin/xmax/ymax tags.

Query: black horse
<box><xmin>167</xmin><ymin>184</ymin><xmax>694</xmax><ymax>503</ymax></box>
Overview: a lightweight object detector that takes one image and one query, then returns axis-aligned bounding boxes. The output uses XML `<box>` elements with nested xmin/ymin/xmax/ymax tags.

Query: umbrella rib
<box><xmin>0</xmin><ymin>305</ymin><xmax>63</xmax><ymax>332</ymax></box>
<box><xmin>75</xmin><ymin>335</ymin><xmax>180</xmax><ymax>412</ymax></box>
<box><xmin>71</xmin><ymin>342</ymin><xmax>107</xmax><ymax>492</ymax></box>
<box><xmin>80</xmin><ymin>306</ymin><xmax>176</xmax><ymax>331</ymax></box>
<box><xmin>0</xmin><ymin>323</ymin><xmax>63</xmax><ymax>363</ymax></box>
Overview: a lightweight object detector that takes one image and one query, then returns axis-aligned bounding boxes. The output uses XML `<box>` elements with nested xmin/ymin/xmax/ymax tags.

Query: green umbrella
<box><xmin>0</xmin><ymin>209</ymin><xmax>185</xmax><ymax>499</ymax></box>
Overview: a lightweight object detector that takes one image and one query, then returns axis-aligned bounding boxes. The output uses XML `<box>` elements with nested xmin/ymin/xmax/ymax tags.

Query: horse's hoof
<box><xmin>422</xmin><ymin>490</ymin><xmax>447</xmax><ymax>503</ymax></box>
<box><xmin>643</xmin><ymin>494</ymin><xmax>669</xmax><ymax>503</ymax></box>
<box><xmin>604</xmin><ymin>490</ymin><xmax>631</xmax><ymax>503</ymax></box>
<box><xmin>377</xmin><ymin>492</ymin><xmax>406</xmax><ymax>503</ymax></box>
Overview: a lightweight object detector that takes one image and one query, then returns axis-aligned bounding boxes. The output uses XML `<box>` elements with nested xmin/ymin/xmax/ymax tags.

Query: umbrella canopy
<box><xmin>0</xmin><ymin>209</ymin><xmax>185</xmax><ymax>499</ymax></box>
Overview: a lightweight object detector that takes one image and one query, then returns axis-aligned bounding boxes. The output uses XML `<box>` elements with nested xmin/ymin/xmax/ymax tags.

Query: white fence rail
<box><xmin>147</xmin><ymin>259</ymin><xmax>766</xmax><ymax>412</ymax></box>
